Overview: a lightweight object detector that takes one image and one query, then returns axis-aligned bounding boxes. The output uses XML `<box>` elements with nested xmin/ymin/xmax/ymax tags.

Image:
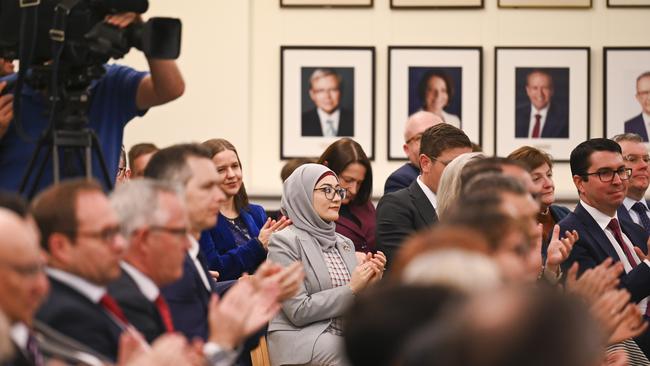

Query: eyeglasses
<box><xmin>150</xmin><ymin>226</ymin><xmax>189</xmax><ymax>238</ymax></box>
<box><xmin>314</xmin><ymin>186</ymin><xmax>347</xmax><ymax>201</ymax></box>
<box><xmin>583</xmin><ymin>167</ymin><xmax>632</xmax><ymax>182</ymax></box>
<box><xmin>429</xmin><ymin>156</ymin><xmax>452</xmax><ymax>166</ymax></box>
<box><xmin>623</xmin><ymin>154</ymin><xmax>650</xmax><ymax>164</ymax></box>
<box><xmin>76</xmin><ymin>225</ymin><xmax>123</xmax><ymax>243</ymax></box>
<box><xmin>405</xmin><ymin>133</ymin><xmax>423</xmax><ymax>145</ymax></box>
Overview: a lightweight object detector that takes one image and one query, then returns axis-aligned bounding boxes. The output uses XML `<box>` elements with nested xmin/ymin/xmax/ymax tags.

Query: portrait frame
<box><xmin>390</xmin><ymin>0</ymin><xmax>482</xmax><ymax>9</ymax></box>
<box><xmin>498</xmin><ymin>0</ymin><xmax>591</xmax><ymax>7</ymax></box>
<box><xmin>387</xmin><ymin>46</ymin><xmax>483</xmax><ymax>160</ymax></box>
<box><xmin>494</xmin><ymin>47</ymin><xmax>590</xmax><ymax>162</ymax></box>
<box><xmin>280</xmin><ymin>46</ymin><xmax>375</xmax><ymax>159</ymax></box>
<box><xmin>604</xmin><ymin>47</ymin><xmax>650</xmax><ymax>141</ymax></box>
<box><xmin>607</xmin><ymin>0</ymin><xmax>650</xmax><ymax>7</ymax></box>
<box><xmin>280</xmin><ymin>0</ymin><xmax>373</xmax><ymax>7</ymax></box>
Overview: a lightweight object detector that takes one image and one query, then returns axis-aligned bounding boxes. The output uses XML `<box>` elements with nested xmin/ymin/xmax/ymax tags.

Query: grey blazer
<box><xmin>266</xmin><ymin>226</ymin><xmax>357</xmax><ymax>366</ymax></box>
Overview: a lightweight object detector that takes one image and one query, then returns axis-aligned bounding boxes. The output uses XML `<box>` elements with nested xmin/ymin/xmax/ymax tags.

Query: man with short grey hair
<box><xmin>614</xmin><ymin>133</ymin><xmax>650</xmax><ymax>234</ymax></box>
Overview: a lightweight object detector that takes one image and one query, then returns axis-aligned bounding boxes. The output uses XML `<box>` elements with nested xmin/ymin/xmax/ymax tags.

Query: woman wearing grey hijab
<box><xmin>267</xmin><ymin>164</ymin><xmax>385</xmax><ymax>366</ymax></box>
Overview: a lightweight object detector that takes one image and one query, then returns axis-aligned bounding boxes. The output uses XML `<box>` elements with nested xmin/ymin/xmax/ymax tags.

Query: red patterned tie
<box><xmin>607</xmin><ymin>218</ymin><xmax>640</xmax><ymax>267</ymax></box>
<box><xmin>155</xmin><ymin>295</ymin><xmax>175</xmax><ymax>332</ymax></box>
<box><xmin>531</xmin><ymin>114</ymin><xmax>542</xmax><ymax>138</ymax></box>
<box><xmin>99</xmin><ymin>294</ymin><xmax>129</xmax><ymax>324</ymax></box>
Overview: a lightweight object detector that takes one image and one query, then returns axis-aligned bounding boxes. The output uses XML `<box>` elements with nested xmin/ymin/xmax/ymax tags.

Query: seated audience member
<box><xmin>560</xmin><ymin>138</ymin><xmax>650</xmax><ymax>357</ymax></box>
<box><xmin>400</xmin><ymin>287</ymin><xmax>605</xmax><ymax>366</ymax></box>
<box><xmin>384</xmin><ymin>111</ymin><xmax>442</xmax><ymax>194</ymax></box>
<box><xmin>200</xmin><ymin>139</ymin><xmax>290</xmax><ymax>281</ymax></box>
<box><xmin>0</xmin><ymin>209</ymin><xmax>50</xmax><ymax>366</ymax></box>
<box><xmin>435</xmin><ymin>152</ymin><xmax>485</xmax><ymax>219</ymax></box>
<box><xmin>116</xmin><ymin>145</ymin><xmax>131</xmax><ymax>185</ymax></box>
<box><xmin>508</xmin><ymin>146</ymin><xmax>570</xmax><ymax>243</ymax></box>
<box><xmin>344</xmin><ymin>284</ymin><xmax>465</xmax><ymax>366</ymax></box>
<box><xmin>128</xmin><ymin>143</ymin><xmax>159</xmax><ymax>179</ymax></box>
<box><xmin>108</xmin><ymin>179</ymin><xmax>191</xmax><ymax>343</ymax></box>
<box><xmin>267</xmin><ymin>164</ymin><xmax>386</xmax><ymax>366</ymax></box>
<box><xmin>280</xmin><ymin>158</ymin><xmax>315</xmax><ymax>183</ymax></box>
<box><xmin>318</xmin><ymin>138</ymin><xmax>376</xmax><ymax>253</ymax></box>
<box><xmin>613</xmin><ymin>133</ymin><xmax>650</xmax><ymax>235</ymax></box>
<box><xmin>376</xmin><ymin>123</ymin><xmax>472</xmax><ymax>267</ymax></box>
<box><xmin>32</xmin><ymin>180</ymin><xmax>127</xmax><ymax>361</ymax></box>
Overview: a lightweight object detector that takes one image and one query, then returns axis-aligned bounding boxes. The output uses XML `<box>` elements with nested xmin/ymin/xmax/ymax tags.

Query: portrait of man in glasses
<box><xmin>301</xmin><ymin>68</ymin><xmax>354</xmax><ymax>137</ymax></box>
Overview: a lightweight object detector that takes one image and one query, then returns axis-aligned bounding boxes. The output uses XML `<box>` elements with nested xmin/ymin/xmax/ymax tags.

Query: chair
<box><xmin>250</xmin><ymin>335</ymin><xmax>271</xmax><ymax>366</ymax></box>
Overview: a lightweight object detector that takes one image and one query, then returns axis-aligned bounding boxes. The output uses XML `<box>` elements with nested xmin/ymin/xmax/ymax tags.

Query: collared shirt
<box><xmin>416</xmin><ymin>176</ymin><xmax>437</xmax><ymax>211</ymax></box>
<box><xmin>188</xmin><ymin>235</ymin><xmax>212</xmax><ymax>291</ymax></box>
<box><xmin>120</xmin><ymin>262</ymin><xmax>159</xmax><ymax>302</ymax></box>
<box><xmin>46</xmin><ymin>267</ymin><xmax>106</xmax><ymax>304</ymax></box>
<box><xmin>644</xmin><ymin>113</ymin><xmax>650</xmax><ymax>136</ymax></box>
<box><xmin>581</xmin><ymin>200</ymin><xmax>649</xmax><ymax>312</ymax></box>
<box><xmin>317</xmin><ymin>108</ymin><xmax>340</xmax><ymax>137</ymax></box>
<box><xmin>623</xmin><ymin>197</ymin><xmax>650</xmax><ymax>227</ymax></box>
<box><xmin>528</xmin><ymin>104</ymin><xmax>550</xmax><ymax>137</ymax></box>
<box><xmin>10</xmin><ymin>323</ymin><xmax>29</xmax><ymax>352</ymax></box>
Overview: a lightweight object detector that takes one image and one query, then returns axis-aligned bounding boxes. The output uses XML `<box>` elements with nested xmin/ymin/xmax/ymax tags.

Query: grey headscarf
<box><xmin>281</xmin><ymin>163</ymin><xmax>338</xmax><ymax>250</ymax></box>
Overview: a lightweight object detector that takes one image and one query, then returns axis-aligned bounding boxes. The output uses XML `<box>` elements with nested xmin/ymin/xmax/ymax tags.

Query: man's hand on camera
<box><xmin>105</xmin><ymin>13</ymin><xmax>143</xmax><ymax>29</ymax></box>
<box><xmin>0</xmin><ymin>81</ymin><xmax>14</xmax><ymax>139</ymax></box>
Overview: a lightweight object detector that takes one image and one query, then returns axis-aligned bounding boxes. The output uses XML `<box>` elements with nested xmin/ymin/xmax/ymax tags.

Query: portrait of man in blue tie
<box><xmin>514</xmin><ymin>68</ymin><xmax>569</xmax><ymax>139</ymax></box>
<box><xmin>301</xmin><ymin>68</ymin><xmax>355</xmax><ymax>137</ymax></box>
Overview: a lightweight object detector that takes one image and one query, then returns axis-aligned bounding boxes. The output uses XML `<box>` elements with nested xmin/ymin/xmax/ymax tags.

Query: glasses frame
<box><xmin>583</xmin><ymin>167</ymin><xmax>632</xmax><ymax>182</ymax></box>
<box><xmin>314</xmin><ymin>186</ymin><xmax>347</xmax><ymax>201</ymax></box>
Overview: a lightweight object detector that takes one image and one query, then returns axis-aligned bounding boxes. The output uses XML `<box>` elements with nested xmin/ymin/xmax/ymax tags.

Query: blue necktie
<box><xmin>631</xmin><ymin>202</ymin><xmax>650</xmax><ymax>234</ymax></box>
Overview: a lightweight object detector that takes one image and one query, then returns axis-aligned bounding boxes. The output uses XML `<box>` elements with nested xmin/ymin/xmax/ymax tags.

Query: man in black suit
<box><xmin>624</xmin><ymin>72</ymin><xmax>650</xmax><ymax>142</ymax></box>
<box><xmin>614</xmin><ymin>133</ymin><xmax>650</xmax><ymax>234</ymax></box>
<box><xmin>32</xmin><ymin>180</ymin><xmax>128</xmax><ymax>362</ymax></box>
<box><xmin>108</xmin><ymin>179</ymin><xmax>191</xmax><ymax>343</ymax></box>
<box><xmin>558</xmin><ymin>138</ymin><xmax>650</xmax><ymax>356</ymax></box>
<box><xmin>384</xmin><ymin>111</ymin><xmax>443</xmax><ymax>194</ymax></box>
<box><xmin>515</xmin><ymin>69</ymin><xmax>569</xmax><ymax>138</ymax></box>
<box><xmin>376</xmin><ymin>123</ymin><xmax>472</xmax><ymax>267</ymax></box>
<box><xmin>301</xmin><ymin>69</ymin><xmax>354</xmax><ymax>137</ymax></box>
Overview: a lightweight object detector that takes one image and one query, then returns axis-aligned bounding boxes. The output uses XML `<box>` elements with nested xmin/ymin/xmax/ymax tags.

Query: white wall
<box><xmin>122</xmin><ymin>0</ymin><xmax>650</xmax><ymax>203</ymax></box>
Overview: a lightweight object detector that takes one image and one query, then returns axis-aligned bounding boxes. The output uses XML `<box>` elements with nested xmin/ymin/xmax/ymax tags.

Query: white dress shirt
<box><xmin>581</xmin><ymin>200</ymin><xmax>649</xmax><ymax>312</ymax></box>
<box><xmin>317</xmin><ymin>108</ymin><xmax>340</xmax><ymax>137</ymax></box>
<box><xmin>46</xmin><ymin>268</ymin><xmax>106</xmax><ymax>304</ymax></box>
<box><xmin>622</xmin><ymin>197</ymin><xmax>650</xmax><ymax>228</ymax></box>
<box><xmin>528</xmin><ymin>104</ymin><xmax>550</xmax><ymax>137</ymax></box>
<box><xmin>10</xmin><ymin>322</ymin><xmax>29</xmax><ymax>352</ymax></box>
<box><xmin>188</xmin><ymin>235</ymin><xmax>212</xmax><ymax>291</ymax></box>
<box><xmin>416</xmin><ymin>176</ymin><xmax>438</xmax><ymax>211</ymax></box>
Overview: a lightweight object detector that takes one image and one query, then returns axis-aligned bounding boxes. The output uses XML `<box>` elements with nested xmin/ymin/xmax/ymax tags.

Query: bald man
<box><xmin>384</xmin><ymin>111</ymin><xmax>443</xmax><ymax>194</ymax></box>
<box><xmin>0</xmin><ymin>209</ymin><xmax>50</xmax><ymax>366</ymax></box>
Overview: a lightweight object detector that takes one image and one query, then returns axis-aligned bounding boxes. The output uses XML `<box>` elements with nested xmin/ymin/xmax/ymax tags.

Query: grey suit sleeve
<box><xmin>268</xmin><ymin>232</ymin><xmax>355</xmax><ymax>327</ymax></box>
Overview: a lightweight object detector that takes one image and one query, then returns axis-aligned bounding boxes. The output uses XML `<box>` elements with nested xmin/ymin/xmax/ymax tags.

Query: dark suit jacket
<box><xmin>107</xmin><ymin>270</ymin><xmax>166</xmax><ymax>344</ymax></box>
<box><xmin>624</xmin><ymin>114</ymin><xmax>649</xmax><ymax>142</ymax></box>
<box><xmin>301</xmin><ymin>108</ymin><xmax>354</xmax><ymax>137</ymax></box>
<box><xmin>515</xmin><ymin>103</ymin><xmax>569</xmax><ymax>138</ymax></box>
<box><xmin>35</xmin><ymin>277</ymin><xmax>123</xmax><ymax>362</ymax></box>
<box><xmin>383</xmin><ymin>163</ymin><xmax>419</xmax><ymax>195</ymax></box>
<box><xmin>7</xmin><ymin>343</ymin><xmax>32</xmax><ymax>366</ymax></box>
<box><xmin>376</xmin><ymin>180</ymin><xmax>438</xmax><ymax>268</ymax></box>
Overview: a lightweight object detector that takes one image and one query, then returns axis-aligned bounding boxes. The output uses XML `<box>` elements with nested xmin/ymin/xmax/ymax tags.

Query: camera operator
<box><xmin>0</xmin><ymin>11</ymin><xmax>184</xmax><ymax>194</ymax></box>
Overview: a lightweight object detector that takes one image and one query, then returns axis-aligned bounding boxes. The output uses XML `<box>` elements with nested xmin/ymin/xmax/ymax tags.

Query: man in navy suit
<box><xmin>515</xmin><ymin>69</ymin><xmax>569</xmax><ymax>139</ymax></box>
<box><xmin>614</xmin><ymin>133</ymin><xmax>650</xmax><ymax>234</ymax></box>
<box><xmin>624</xmin><ymin>72</ymin><xmax>650</xmax><ymax>142</ymax></box>
<box><xmin>559</xmin><ymin>138</ymin><xmax>650</xmax><ymax>356</ymax></box>
<box><xmin>384</xmin><ymin>111</ymin><xmax>443</xmax><ymax>194</ymax></box>
<box><xmin>301</xmin><ymin>69</ymin><xmax>354</xmax><ymax>137</ymax></box>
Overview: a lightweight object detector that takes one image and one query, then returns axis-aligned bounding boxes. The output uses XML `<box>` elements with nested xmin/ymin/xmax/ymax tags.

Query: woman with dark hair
<box><xmin>317</xmin><ymin>138</ymin><xmax>376</xmax><ymax>253</ymax></box>
<box><xmin>199</xmin><ymin>138</ymin><xmax>290</xmax><ymax>280</ymax></box>
<box><xmin>418</xmin><ymin>70</ymin><xmax>461</xmax><ymax>128</ymax></box>
<box><xmin>508</xmin><ymin>146</ymin><xmax>570</xmax><ymax>243</ymax></box>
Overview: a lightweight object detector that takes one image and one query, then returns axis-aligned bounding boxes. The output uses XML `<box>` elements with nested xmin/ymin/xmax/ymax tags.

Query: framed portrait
<box><xmin>388</xmin><ymin>47</ymin><xmax>482</xmax><ymax>160</ymax></box>
<box><xmin>604</xmin><ymin>48</ymin><xmax>650</xmax><ymax>141</ymax></box>
<box><xmin>280</xmin><ymin>0</ymin><xmax>372</xmax><ymax>7</ymax></box>
<box><xmin>390</xmin><ymin>0</ymin><xmax>482</xmax><ymax>8</ymax></box>
<box><xmin>494</xmin><ymin>47</ymin><xmax>590</xmax><ymax>161</ymax></box>
<box><xmin>498</xmin><ymin>0</ymin><xmax>591</xmax><ymax>8</ymax></box>
<box><xmin>281</xmin><ymin>46</ymin><xmax>375</xmax><ymax>159</ymax></box>
<box><xmin>608</xmin><ymin>0</ymin><xmax>650</xmax><ymax>7</ymax></box>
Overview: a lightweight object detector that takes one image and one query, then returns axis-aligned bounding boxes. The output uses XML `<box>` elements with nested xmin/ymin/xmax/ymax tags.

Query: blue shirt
<box><xmin>0</xmin><ymin>64</ymin><xmax>147</xmax><ymax>195</ymax></box>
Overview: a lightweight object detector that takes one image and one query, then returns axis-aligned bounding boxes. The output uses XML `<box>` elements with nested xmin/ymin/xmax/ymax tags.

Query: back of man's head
<box><xmin>420</xmin><ymin>123</ymin><xmax>472</xmax><ymax>159</ymax></box>
<box><xmin>0</xmin><ymin>191</ymin><xmax>29</xmax><ymax>218</ymax></box>
<box><xmin>570</xmin><ymin>138</ymin><xmax>621</xmax><ymax>178</ymax></box>
<box><xmin>31</xmin><ymin>179</ymin><xmax>103</xmax><ymax>251</ymax></box>
<box><xmin>128</xmin><ymin>143</ymin><xmax>159</xmax><ymax>171</ymax></box>
<box><xmin>144</xmin><ymin>143</ymin><xmax>212</xmax><ymax>185</ymax></box>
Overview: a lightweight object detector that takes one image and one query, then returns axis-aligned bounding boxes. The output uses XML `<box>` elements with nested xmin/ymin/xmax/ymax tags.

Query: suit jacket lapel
<box><xmin>336</xmin><ymin>238</ymin><xmax>357</xmax><ymax>274</ymax></box>
<box><xmin>574</xmin><ymin>203</ymin><xmax>620</xmax><ymax>260</ymax></box>
<box><xmin>296</xmin><ymin>231</ymin><xmax>332</xmax><ymax>290</ymax></box>
<box><xmin>409</xmin><ymin>181</ymin><xmax>437</xmax><ymax>225</ymax></box>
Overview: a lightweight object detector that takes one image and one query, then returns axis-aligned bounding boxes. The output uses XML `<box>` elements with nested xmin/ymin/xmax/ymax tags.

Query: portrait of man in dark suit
<box><xmin>624</xmin><ymin>71</ymin><xmax>650</xmax><ymax>142</ymax></box>
<box><xmin>515</xmin><ymin>68</ymin><xmax>569</xmax><ymax>139</ymax></box>
<box><xmin>301</xmin><ymin>68</ymin><xmax>354</xmax><ymax>137</ymax></box>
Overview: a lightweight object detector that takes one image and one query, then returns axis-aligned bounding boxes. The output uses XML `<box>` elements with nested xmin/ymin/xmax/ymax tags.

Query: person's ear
<box><xmin>403</xmin><ymin>143</ymin><xmax>409</xmax><ymax>157</ymax></box>
<box><xmin>419</xmin><ymin>154</ymin><xmax>432</xmax><ymax>173</ymax></box>
<box><xmin>322</xmin><ymin>160</ymin><xmax>329</xmax><ymax>167</ymax></box>
<box><xmin>47</xmin><ymin>232</ymin><xmax>74</xmax><ymax>265</ymax></box>
<box><xmin>572</xmin><ymin>175</ymin><xmax>585</xmax><ymax>197</ymax></box>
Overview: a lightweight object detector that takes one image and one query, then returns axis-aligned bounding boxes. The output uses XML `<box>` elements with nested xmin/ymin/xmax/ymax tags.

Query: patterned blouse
<box><xmin>322</xmin><ymin>246</ymin><xmax>351</xmax><ymax>336</ymax></box>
